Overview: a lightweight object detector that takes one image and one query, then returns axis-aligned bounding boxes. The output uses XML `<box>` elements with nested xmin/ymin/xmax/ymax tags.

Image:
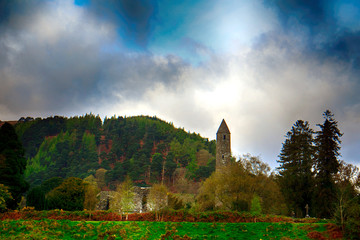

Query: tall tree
<box><xmin>147</xmin><ymin>183</ymin><xmax>168</xmax><ymax>221</ymax></box>
<box><xmin>83</xmin><ymin>175</ymin><xmax>100</xmax><ymax>212</ymax></box>
<box><xmin>110</xmin><ymin>176</ymin><xmax>135</xmax><ymax>220</ymax></box>
<box><xmin>277</xmin><ymin>120</ymin><xmax>315</xmax><ymax>217</ymax></box>
<box><xmin>0</xmin><ymin>123</ymin><xmax>29</xmax><ymax>209</ymax></box>
<box><xmin>314</xmin><ymin>110</ymin><xmax>342</xmax><ymax>218</ymax></box>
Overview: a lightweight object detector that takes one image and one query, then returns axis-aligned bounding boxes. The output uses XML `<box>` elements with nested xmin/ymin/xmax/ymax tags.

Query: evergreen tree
<box><xmin>0</xmin><ymin>123</ymin><xmax>29</xmax><ymax>209</ymax></box>
<box><xmin>26</xmin><ymin>186</ymin><xmax>46</xmax><ymax>210</ymax></box>
<box><xmin>151</xmin><ymin>153</ymin><xmax>163</xmax><ymax>181</ymax></box>
<box><xmin>277</xmin><ymin>120</ymin><xmax>315</xmax><ymax>217</ymax></box>
<box><xmin>165</xmin><ymin>152</ymin><xmax>177</xmax><ymax>183</ymax></box>
<box><xmin>314</xmin><ymin>110</ymin><xmax>342</xmax><ymax>218</ymax></box>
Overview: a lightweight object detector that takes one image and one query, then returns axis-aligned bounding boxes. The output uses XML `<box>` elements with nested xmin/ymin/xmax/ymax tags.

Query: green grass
<box><xmin>0</xmin><ymin>219</ymin><xmax>327</xmax><ymax>239</ymax></box>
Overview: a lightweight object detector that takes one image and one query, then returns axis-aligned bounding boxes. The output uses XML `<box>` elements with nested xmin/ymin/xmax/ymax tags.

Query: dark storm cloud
<box><xmin>0</xmin><ymin>43</ymin><xmax>187</xmax><ymax>114</ymax></box>
<box><xmin>0</xmin><ymin>0</ymin><xmax>29</xmax><ymax>23</ymax></box>
<box><xmin>267</xmin><ymin>0</ymin><xmax>360</xmax><ymax>68</ymax></box>
<box><xmin>0</xmin><ymin>1</ymin><xmax>186</xmax><ymax>116</ymax></box>
<box><xmin>81</xmin><ymin>0</ymin><xmax>157</xmax><ymax>48</ymax></box>
<box><xmin>271</xmin><ymin>0</ymin><xmax>328</xmax><ymax>28</ymax></box>
<box><xmin>0</xmin><ymin>0</ymin><xmax>43</xmax><ymax>26</ymax></box>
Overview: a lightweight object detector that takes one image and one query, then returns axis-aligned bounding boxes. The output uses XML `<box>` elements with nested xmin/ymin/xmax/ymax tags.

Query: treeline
<box><xmin>277</xmin><ymin>110</ymin><xmax>359</xmax><ymax>237</ymax></box>
<box><xmin>1</xmin><ymin>111</ymin><xmax>359</xmax><ymax>238</ymax></box>
<box><xmin>16</xmin><ymin>114</ymin><xmax>215</xmax><ymax>189</ymax></box>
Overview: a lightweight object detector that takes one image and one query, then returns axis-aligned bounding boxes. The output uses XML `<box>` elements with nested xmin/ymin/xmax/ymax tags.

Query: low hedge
<box><xmin>1</xmin><ymin>208</ymin><xmax>322</xmax><ymax>223</ymax></box>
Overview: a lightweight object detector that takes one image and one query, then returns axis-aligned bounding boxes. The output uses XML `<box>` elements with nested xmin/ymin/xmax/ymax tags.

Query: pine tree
<box><xmin>277</xmin><ymin>120</ymin><xmax>315</xmax><ymax>217</ymax></box>
<box><xmin>314</xmin><ymin>110</ymin><xmax>342</xmax><ymax>218</ymax></box>
<box><xmin>0</xmin><ymin>123</ymin><xmax>29</xmax><ymax>209</ymax></box>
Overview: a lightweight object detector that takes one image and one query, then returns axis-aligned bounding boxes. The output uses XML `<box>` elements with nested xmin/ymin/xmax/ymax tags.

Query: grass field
<box><xmin>0</xmin><ymin>219</ymin><xmax>338</xmax><ymax>240</ymax></box>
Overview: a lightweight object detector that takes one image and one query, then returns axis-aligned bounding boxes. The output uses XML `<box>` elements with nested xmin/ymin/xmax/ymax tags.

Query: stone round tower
<box><xmin>216</xmin><ymin>119</ymin><xmax>231</xmax><ymax>170</ymax></box>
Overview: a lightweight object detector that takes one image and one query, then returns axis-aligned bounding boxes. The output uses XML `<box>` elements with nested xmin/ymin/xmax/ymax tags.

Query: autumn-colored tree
<box><xmin>0</xmin><ymin>184</ymin><xmax>13</xmax><ymax>212</ymax></box>
<box><xmin>110</xmin><ymin>176</ymin><xmax>135</xmax><ymax>220</ymax></box>
<box><xmin>334</xmin><ymin>161</ymin><xmax>360</xmax><ymax>235</ymax></box>
<box><xmin>197</xmin><ymin>160</ymin><xmax>252</xmax><ymax>211</ymax></box>
<box><xmin>83</xmin><ymin>175</ymin><xmax>100</xmax><ymax>212</ymax></box>
<box><xmin>167</xmin><ymin>193</ymin><xmax>185</xmax><ymax>210</ymax></box>
<box><xmin>196</xmin><ymin>173</ymin><xmax>217</xmax><ymax>211</ymax></box>
<box><xmin>95</xmin><ymin>168</ymin><xmax>107</xmax><ymax>190</ymax></box>
<box><xmin>197</xmin><ymin>155</ymin><xmax>286</xmax><ymax>214</ymax></box>
<box><xmin>147</xmin><ymin>183</ymin><xmax>168</xmax><ymax>221</ymax></box>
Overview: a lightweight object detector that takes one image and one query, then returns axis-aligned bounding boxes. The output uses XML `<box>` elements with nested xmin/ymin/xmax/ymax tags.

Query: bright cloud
<box><xmin>0</xmin><ymin>0</ymin><xmax>359</xmax><ymax>169</ymax></box>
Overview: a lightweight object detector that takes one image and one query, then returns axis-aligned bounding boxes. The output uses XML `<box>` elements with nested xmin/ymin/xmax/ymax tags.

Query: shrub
<box><xmin>0</xmin><ymin>184</ymin><xmax>13</xmax><ymax>212</ymax></box>
<box><xmin>250</xmin><ymin>194</ymin><xmax>262</xmax><ymax>215</ymax></box>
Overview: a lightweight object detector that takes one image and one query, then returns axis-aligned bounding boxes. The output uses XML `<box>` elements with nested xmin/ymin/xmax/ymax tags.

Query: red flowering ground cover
<box><xmin>306</xmin><ymin>223</ymin><xmax>342</xmax><ymax>240</ymax></box>
<box><xmin>0</xmin><ymin>209</ymin><xmax>321</xmax><ymax>224</ymax></box>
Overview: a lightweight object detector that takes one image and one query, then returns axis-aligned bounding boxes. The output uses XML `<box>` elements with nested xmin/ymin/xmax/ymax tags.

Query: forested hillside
<box><xmin>15</xmin><ymin>114</ymin><xmax>215</xmax><ymax>189</ymax></box>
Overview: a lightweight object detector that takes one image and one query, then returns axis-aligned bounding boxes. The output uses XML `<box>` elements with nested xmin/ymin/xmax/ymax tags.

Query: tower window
<box><xmin>223</xmin><ymin>135</ymin><xmax>226</xmax><ymax>140</ymax></box>
<box><xmin>222</xmin><ymin>154</ymin><xmax>224</xmax><ymax>159</ymax></box>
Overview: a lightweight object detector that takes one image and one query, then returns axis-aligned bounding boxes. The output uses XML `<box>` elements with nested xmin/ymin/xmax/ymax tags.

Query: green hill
<box><xmin>15</xmin><ymin>114</ymin><xmax>215</xmax><ymax>189</ymax></box>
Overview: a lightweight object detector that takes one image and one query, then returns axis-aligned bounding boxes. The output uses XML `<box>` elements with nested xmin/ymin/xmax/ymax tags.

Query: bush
<box><xmin>250</xmin><ymin>194</ymin><xmax>262</xmax><ymax>215</ymax></box>
<box><xmin>46</xmin><ymin>177</ymin><xmax>86</xmax><ymax>211</ymax></box>
<box><xmin>0</xmin><ymin>184</ymin><xmax>13</xmax><ymax>212</ymax></box>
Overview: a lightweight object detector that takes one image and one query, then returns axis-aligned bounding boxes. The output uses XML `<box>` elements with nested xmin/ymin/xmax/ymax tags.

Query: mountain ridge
<box><xmin>14</xmin><ymin>114</ymin><xmax>216</xmax><ymax>189</ymax></box>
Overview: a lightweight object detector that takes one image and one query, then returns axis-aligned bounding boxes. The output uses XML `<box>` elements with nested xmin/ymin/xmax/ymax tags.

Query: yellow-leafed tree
<box><xmin>147</xmin><ymin>183</ymin><xmax>168</xmax><ymax>221</ymax></box>
<box><xmin>110</xmin><ymin>176</ymin><xmax>135</xmax><ymax>220</ymax></box>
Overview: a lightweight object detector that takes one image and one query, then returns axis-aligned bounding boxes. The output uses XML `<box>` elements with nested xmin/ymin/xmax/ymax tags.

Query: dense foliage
<box><xmin>15</xmin><ymin>115</ymin><xmax>215</xmax><ymax>189</ymax></box>
<box><xmin>277</xmin><ymin>111</ymin><xmax>345</xmax><ymax>218</ymax></box>
<box><xmin>277</xmin><ymin>110</ymin><xmax>360</xmax><ymax>238</ymax></box>
<box><xmin>101</xmin><ymin>116</ymin><xmax>215</xmax><ymax>187</ymax></box>
<box><xmin>277</xmin><ymin>120</ymin><xmax>315</xmax><ymax>217</ymax></box>
<box><xmin>314</xmin><ymin>110</ymin><xmax>343</xmax><ymax>218</ymax></box>
<box><xmin>46</xmin><ymin>177</ymin><xmax>86</xmax><ymax>211</ymax></box>
<box><xmin>196</xmin><ymin>155</ymin><xmax>286</xmax><ymax>215</ymax></box>
<box><xmin>109</xmin><ymin>176</ymin><xmax>135</xmax><ymax>219</ymax></box>
<box><xmin>0</xmin><ymin>123</ymin><xmax>29</xmax><ymax>209</ymax></box>
<box><xmin>0</xmin><ymin>184</ymin><xmax>13</xmax><ymax>212</ymax></box>
<box><xmin>1</xmin><ymin>110</ymin><xmax>357</xmax><ymax>238</ymax></box>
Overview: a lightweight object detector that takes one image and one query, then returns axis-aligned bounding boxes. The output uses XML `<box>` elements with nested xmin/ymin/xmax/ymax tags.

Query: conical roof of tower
<box><xmin>217</xmin><ymin>119</ymin><xmax>230</xmax><ymax>134</ymax></box>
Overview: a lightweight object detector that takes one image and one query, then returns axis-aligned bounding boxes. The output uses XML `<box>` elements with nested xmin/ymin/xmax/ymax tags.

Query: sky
<box><xmin>1</xmin><ymin>0</ymin><xmax>360</xmax><ymax>169</ymax></box>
